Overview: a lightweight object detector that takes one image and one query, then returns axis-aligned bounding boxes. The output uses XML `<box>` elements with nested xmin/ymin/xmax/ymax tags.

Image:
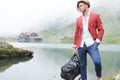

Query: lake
<box><xmin>0</xmin><ymin>42</ymin><xmax>120</xmax><ymax>80</ymax></box>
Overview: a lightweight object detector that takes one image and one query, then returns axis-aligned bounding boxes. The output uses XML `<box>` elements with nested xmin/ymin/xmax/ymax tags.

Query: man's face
<box><xmin>78</xmin><ymin>3</ymin><xmax>87</xmax><ymax>13</ymax></box>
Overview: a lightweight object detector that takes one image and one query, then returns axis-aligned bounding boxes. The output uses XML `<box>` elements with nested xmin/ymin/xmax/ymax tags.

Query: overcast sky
<box><xmin>0</xmin><ymin>0</ymin><xmax>100</xmax><ymax>37</ymax></box>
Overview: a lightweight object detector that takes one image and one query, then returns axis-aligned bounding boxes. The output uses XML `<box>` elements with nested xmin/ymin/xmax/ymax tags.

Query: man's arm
<box><xmin>96</xmin><ymin>14</ymin><xmax>104</xmax><ymax>43</ymax></box>
<box><xmin>73</xmin><ymin>19</ymin><xmax>79</xmax><ymax>48</ymax></box>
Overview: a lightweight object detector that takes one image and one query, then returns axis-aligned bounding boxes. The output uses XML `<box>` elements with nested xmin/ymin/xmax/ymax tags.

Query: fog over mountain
<box><xmin>0</xmin><ymin>0</ymin><xmax>119</xmax><ymax>37</ymax></box>
<box><xmin>98</xmin><ymin>0</ymin><xmax>120</xmax><ymax>13</ymax></box>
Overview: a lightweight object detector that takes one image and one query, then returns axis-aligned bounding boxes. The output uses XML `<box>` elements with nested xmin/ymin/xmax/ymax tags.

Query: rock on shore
<box><xmin>0</xmin><ymin>40</ymin><xmax>33</xmax><ymax>59</ymax></box>
<box><xmin>103</xmin><ymin>72</ymin><xmax>120</xmax><ymax>80</ymax></box>
<box><xmin>113</xmin><ymin>74</ymin><xmax>120</xmax><ymax>80</ymax></box>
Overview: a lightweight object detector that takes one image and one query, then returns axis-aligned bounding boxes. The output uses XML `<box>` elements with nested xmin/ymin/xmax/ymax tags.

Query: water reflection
<box><xmin>0</xmin><ymin>56</ymin><xmax>33</xmax><ymax>72</ymax></box>
<box><xmin>0</xmin><ymin>42</ymin><xmax>119</xmax><ymax>80</ymax></box>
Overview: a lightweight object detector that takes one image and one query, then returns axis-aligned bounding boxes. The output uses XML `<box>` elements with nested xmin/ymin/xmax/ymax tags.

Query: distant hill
<box><xmin>41</xmin><ymin>1</ymin><xmax>120</xmax><ymax>44</ymax></box>
<box><xmin>94</xmin><ymin>6</ymin><xmax>120</xmax><ymax>44</ymax></box>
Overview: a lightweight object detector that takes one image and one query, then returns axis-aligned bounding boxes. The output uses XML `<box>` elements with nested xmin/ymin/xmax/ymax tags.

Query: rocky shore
<box><xmin>0</xmin><ymin>40</ymin><xmax>33</xmax><ymax>59</ymax></box>
<box><xmin>103</xmin><ymin>72</ymin><xmax>120</xmax><ymax>80</ymax></box>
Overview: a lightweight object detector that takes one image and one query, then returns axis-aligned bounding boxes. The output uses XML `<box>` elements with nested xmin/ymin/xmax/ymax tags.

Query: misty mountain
<box><xmin>41</xmin><ymin>0</ymin><xmax>120</xmax><ymax>44</ymax></box>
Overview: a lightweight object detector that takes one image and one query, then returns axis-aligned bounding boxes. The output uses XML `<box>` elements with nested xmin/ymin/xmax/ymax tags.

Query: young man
<box><xmin>73</xmin><ymin>0</ymin><xmax>104</xmax><ymax>80</ymax></box>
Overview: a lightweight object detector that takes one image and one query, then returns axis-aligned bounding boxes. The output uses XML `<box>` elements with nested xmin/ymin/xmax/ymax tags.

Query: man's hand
<box><xmin>95</xmin><ymin>39</ymin><xmax>101</xmax><ymax>45</ymax></box>
<box><xmin>73</xmin><ymin>48</ymin><xmax>77</xmax><ymax>55</ymax></box>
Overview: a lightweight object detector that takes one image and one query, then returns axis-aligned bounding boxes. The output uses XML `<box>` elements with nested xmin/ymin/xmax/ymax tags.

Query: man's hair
<box><xmin>77</xmin><ymin>0</ymin><xmax>90</xmax><ymax>9</ymax></box>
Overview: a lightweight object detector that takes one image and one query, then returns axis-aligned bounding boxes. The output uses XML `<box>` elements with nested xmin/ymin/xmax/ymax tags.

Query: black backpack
<box><xmin>61</xmin><ymin>55</ymin><xmax>81</xmax><ymax>80</ymax></box>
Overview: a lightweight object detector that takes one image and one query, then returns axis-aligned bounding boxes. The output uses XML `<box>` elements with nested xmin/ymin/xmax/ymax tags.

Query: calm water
<box><xmin>0</xmin><ymin>42</ymin><xmax>120</xmax><ymax>80</ymax></box>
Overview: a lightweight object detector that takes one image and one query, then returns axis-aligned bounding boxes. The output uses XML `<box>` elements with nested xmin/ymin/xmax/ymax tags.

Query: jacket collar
<box><xmin>82</xmin><ymin>11</ymin><xmax>91</xmax><ymax>17</ymax></box>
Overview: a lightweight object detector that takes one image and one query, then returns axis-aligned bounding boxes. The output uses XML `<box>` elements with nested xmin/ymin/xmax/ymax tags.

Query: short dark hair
<box><xmin>77</xmin><ymin>1</ymin><xmax>90</xmax><ymax>9</ymax></box>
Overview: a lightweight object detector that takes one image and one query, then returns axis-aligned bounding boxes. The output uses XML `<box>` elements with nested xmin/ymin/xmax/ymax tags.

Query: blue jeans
<box><xmin>78</xmin><ymin>42</ymin><xmax>102</xmax><ymax>80</ymax></box>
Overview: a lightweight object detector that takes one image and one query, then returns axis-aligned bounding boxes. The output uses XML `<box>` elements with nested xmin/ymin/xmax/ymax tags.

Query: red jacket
<box><xmin>74</xmin><ymin>12</ymin><xmax>104</xmax><ymax>48</ymax></box>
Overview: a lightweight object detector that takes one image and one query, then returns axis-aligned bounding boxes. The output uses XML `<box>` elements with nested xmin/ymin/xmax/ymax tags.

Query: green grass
<box><xmin>42</xmin><ymin>24</ymin><xmax>120</xmax><ymax>44</ymax></box>
<box><xmin>103</xmin><ymin>35</ymin><xmax>120</xmax><ymax>44</ymax></box>
<box><xmin>0</xmin><ymin>47</ymin><xmax>33</xmax><ymax>59</ymax></box>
